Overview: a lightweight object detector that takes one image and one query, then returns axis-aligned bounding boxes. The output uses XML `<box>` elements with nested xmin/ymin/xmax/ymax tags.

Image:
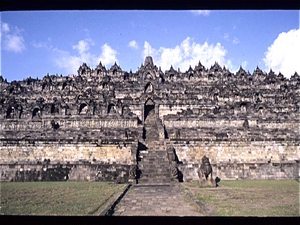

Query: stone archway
<box><xmin>51</xmin><ymin>104</ymin><xmax>59</xmax><ymax>114</ymax></box>
<box><xmin>108</xmin><ymin>103</ymin><xmax>116</xmax><ymax>114</ymax></box>
<box><xmin>144</xmin><ymin>82</ymin><xmax>153</xmax><ymax>93</ymax></box>
<box><xmin>32</xmin><ymin>108</ymin><xmax>41</xmax><ymax>119</ymax></box>
<box><xmin>144</xmin><ymin>98</ymin><xmax>155</xmax><ymax>123</ymax></box>
<box><xmin>79</xmin><ymin>103</ymin><xmax>88</xmax><ymax>115</ymax></box>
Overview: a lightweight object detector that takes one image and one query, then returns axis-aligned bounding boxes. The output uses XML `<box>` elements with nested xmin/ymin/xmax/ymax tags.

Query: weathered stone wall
<box><xmin>164</xmin><ymin>119</ymin><xmax>299</xmax><ymax>130</ymax></box>
<box><xmin>0</xmin><ymin>142</ymin><xmax>132</xmax><ymax>164</ymax></box>
<box><xmin>0</xmin><ymin>119</ymin><xmax>138</xmax><ymax>132</ymax></box>
<box><xmin>179</xmin><ymin>162</ymin><xmax>299</xmax><ymax>181</ymax></box>
<box><xmin>159</xmin><ymin>105</ymin><xmax>191</xmax><ymax>120</ymax></box>
<box><xmin>0</xmin><ymin>141</ymin><xmax>133</xmax><ymax>182</ymax></box>
<box><xmin>173</xmin><ymin>141</ymin><xmax>299</xmax><ymax>164</ymax></box>
<box><xmin>172</xmin><ymin>141</ymin><xmax>299</xmax><ymax>180</ymax></box>
<box><xmin>0</xmin><ymin>163</ymin><xmax>130</xmax><ymax>183</ymax></box>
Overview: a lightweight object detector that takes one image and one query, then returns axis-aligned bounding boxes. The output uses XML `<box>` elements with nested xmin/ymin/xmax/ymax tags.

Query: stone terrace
<box><xmin>0</xmin><ymin>56</ymin><xmax>299</xmax><ymax>182</ymax></box>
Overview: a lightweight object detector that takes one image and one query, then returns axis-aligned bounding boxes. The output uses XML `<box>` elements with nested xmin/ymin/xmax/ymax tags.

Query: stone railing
<box><xmin>0</xmin><ymin>118</ymin><xmax>138</xmax><ymax>131</ymax></box>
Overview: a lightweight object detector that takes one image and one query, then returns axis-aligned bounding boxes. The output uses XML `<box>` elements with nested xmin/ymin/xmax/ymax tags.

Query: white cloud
<box><xmin>191</xmin><ymin>10</ymin><xmax>211</xmax><ymax>16</ymax></box>
<box><xmin>53</xmin><ymin>39</ymin><xmax>118</xmax><ymax>74</ymax></box>
<box><xmin>53</xmin><ymin>48</ymin><xmax>82</xmax><ymax>74</ymax></box>
<box><xmin>73</xmin><ymin>38</ymin><xmax>94</xmax><ymax>54</ymax></box>
<box><xmin>143</xmin><ymin>37</ymin><xmax>233</xmax><ymax>72</ymax></box>
<box><xmin>264</xmin><ymin>29</ymin><xmax>300</xmax><ymax>78</ymax></box>
<box><xmin>128</xmin><ymin>40</ymin><xmax>139</xmax><ymax>49</ymax></box>
<box><xmin>1</xmin><ymin>22</ymin><xmax>26</xmax><ymax>53</ymax></box>
<box><xmin>98</xmin><ymin>43</ymin><xmax>118</xmax><ymax>66</ymax></box>
<box><xmin>233</xmin><ymin>37</ymin><xmax>240</xmax><ymax>44</ymax></box>
<box><xmin>2</xmin><ymin>22</ymin><xmax>10</xmax><ymax>33</ymax></box>
<box><xmin>4</xmin><ymin>35</ymin><xmax>26</xmax><ymax>53</ymax></box>
<box><xmin>160</xmin><ymin>46</ymin><xmax>183</xmax><ymax>70</ymax></box>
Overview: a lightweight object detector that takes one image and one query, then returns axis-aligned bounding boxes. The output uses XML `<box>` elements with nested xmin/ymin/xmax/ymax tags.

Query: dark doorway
<box><xmin>79</xmin><ymin>103</ymin><xmax>88</xmax><ymax>114</ymax></box>
<box><xmin>51</xmin><ymin>104</ymin><xmax>59</xmax><ymax>114</ymax></box>
<box><xmin>108</xmin><ymin>104</ymin><xmax>116</xmax><ymax>114</ymax></box>
<box><xmin>32</xmin><ymin>108</ymin><xmax>40</xmax><ymax>118</ymax></box>
<box><xmin>144</xmin><ymin>99</ymin><xmax>155</xmax><ymax>122</ymax></box>
<box><xmin>6</xmin><ymin>106</ymin><xmax>13</xmax><ymax>118</ymax></box>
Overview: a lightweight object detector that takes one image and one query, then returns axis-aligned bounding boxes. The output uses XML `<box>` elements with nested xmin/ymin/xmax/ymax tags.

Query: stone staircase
<box><xmin>137</xmin><ymin>117</ymin><xmax>172</xmax><ymax>184</ymax></box>
<box><xmin>143</xmin><ymin>111</ymin><xmax>159</xmax><ymax>140</ymax></box>
<box><xmin>144</xmin><ymin>124</ymin><xmax>159</xmax><ymax>141</ymax></box>
<box><xmin>137</xmin><ymin>147</ymin><xmax>171</xmax><ymax>184</ymax></box>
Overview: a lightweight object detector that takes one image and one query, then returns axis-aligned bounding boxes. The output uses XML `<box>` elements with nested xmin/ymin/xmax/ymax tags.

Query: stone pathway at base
<box><xmin>112</xmin><ymin>184</ymin><xmax>205</xmax><ymax>216</ymax></box>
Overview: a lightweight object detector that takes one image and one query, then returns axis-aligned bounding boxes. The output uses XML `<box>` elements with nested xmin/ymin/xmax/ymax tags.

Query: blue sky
<box><xmin>1</xmin><ymin>10</ymin><xmax>299</xmax><ymax>81</ymax></box>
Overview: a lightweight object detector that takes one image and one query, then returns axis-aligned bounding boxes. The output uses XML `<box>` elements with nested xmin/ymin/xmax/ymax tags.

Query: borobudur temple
<box><xmin>0</xmin><ymin>56</ymin><xmax>299</xmax><ymax>183</ymax></box>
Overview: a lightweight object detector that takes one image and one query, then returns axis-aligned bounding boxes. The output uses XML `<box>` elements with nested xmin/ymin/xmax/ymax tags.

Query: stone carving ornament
<box><xmin>170</xmin><ymin>164</ymin><xmax>179</xmax><ymax>178</ymax></box>
<box><xmin>198</xmin><ymin>156</ymin><xmax>213</xmax><ymax>181</ymax></box>
<box><xmin>129</xmin><ymin>164</ymin><xmax>138</xmax><ymax>178</ymax></box>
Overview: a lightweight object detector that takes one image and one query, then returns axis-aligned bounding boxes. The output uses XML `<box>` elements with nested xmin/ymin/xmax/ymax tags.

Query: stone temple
<box><xmin>0</xmin><ymin>56</ymin><xmax>299</xmax><ymax>183</ymax></box>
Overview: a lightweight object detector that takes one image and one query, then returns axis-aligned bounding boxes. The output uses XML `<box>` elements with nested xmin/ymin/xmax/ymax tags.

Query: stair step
<box><xmin>139</xmin><ymin>155</ymin><xmax>167</xmax><ymax>158</ymax></box>
<box><xmin>139</xmin><ymin>163</ymin><xmax>169</xmax><ymax>167</ymax></box>
<box><xmin>137</xmin><ymin>159</ymin><xmax>169</xmax><ymax>163</ymax></box>
<box><xmin>139</xmin><ymin>151</ymin><xmax>167</xmax><ymax>154</ymax></box>
<box><xmin>140</xmin><ymin>169</ymin><xmax>170</xmax><ymax>173</ymax></box>
<box><xmin>140</xmin><ymin>166</ymin><xmax>170</xmax><ymax>170</ymax></box>
<box><xmin>140</xmin><ymin>170</ymin><xmax>170</xmax><ymax>173</ymax></box>
<box><xmin>139</xmin><ymin>163</ymin><xmax>169</xmax><ymax>166</ymax></box>
<box><xmin>138</xmin><ymin>155</ymin><xmax>168</xmax><ymax>159</ymax></box>
<box><xmin>140</xmin><ymin>167</ymin><xmax>170</xmax><ymax>171</ymax></box>
<box><xmin>139</xmin><ymin>153</ymin><xmax>168</xmax><ymax>157</ymax></box>
<box><xmin>140</xmin><ymin>167</ymin><xmax>170</xmax><ymax>170</ymax></box>
<box><xmin>140</xmin><ymin>177</ymin><xmax>170</xmax><ymax>181</ymax></box>
<box><xmin>139</xmin><ymin>150</ymin><xmax>167</xmax><ymax>154</ymax></box>
<box><xmin>139</xmin><ymin>162</ymin><xmax>169</xmax><ymax>166</ymax></box>
<box><xmin>138</xmin><ymin>156</ymin><xmax>168</xmax><ymax>159</ymax></box>
<box><xmin>140</xmin><ymin>162</ymin><xmax>168</xmax><ymax>165</ymax></box>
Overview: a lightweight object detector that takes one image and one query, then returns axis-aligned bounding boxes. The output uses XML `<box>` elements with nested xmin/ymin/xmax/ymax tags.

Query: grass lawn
<box><xmin>0</xmin><ymin>182</ymin><xmax>127</xmax><ymax>216</ymax></box>
<box><xmin>183</xmin><ymin>179</ymin><xmax>300</xmax><ymax>216</ymax></box>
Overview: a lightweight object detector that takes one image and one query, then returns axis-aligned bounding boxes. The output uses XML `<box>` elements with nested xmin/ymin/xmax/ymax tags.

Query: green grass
<box><xmin>2</xmin><ymin>180</ymin><xmax>299</xmax><ymax>216</ymax></box>
<box><xmin>0</xmin><ymin>182</ymin><xmax>127</xmax><ymax>215</ymax></box>
<box><xmin>183</xmin><ymin>179</ymin><xmax>300</xmax><ymax>217</ymax></box>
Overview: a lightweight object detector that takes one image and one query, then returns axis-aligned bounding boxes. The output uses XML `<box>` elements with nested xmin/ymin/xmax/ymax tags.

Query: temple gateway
<box><xmin>0</xmin><ymin>56</ymin><xmax>299</xmax><ymax>183</ymax></box>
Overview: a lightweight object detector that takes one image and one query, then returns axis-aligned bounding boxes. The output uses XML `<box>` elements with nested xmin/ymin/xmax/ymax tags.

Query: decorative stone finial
<box><xmin>144</xmin><ymin>56</ymin><xmax>154</xmax><ymax>67</ymax></box>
